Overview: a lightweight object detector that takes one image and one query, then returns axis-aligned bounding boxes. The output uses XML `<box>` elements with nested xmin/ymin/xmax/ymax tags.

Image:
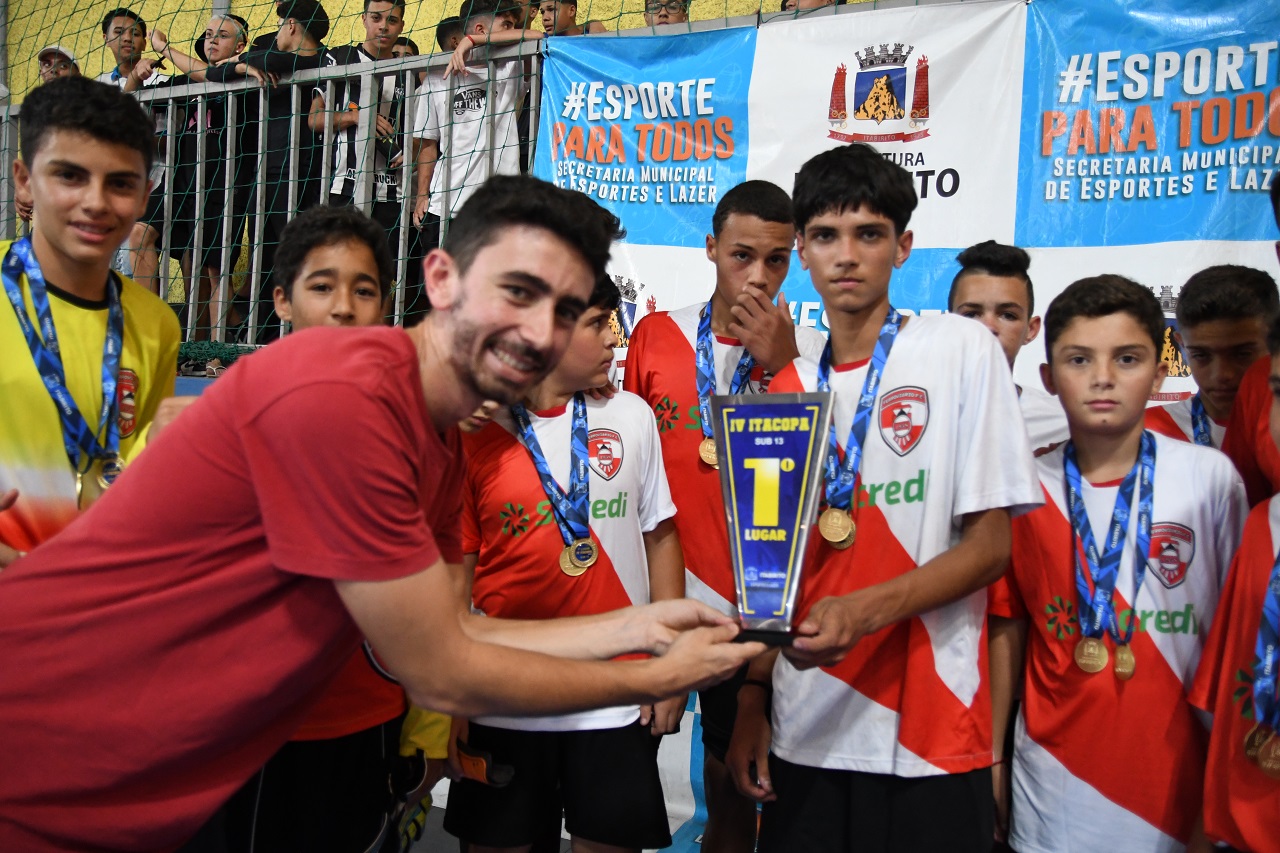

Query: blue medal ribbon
<box><xmin>695</xmin><ymin>302</ymin><xmax>758</xmax><ymax>440</ymax></box>
<box><xmin>1253</xmin><ymin>548</ymin><xmax>1280</xmax><ymax>731</ymax></box>
<box><xmin>816</xmin><ymin>307</ymin><xmax>903</xmax><ymax>511</ymax></box>
<box><xmin>510</xmin><ymin>393</ymin><xmax>591</xmax><ymax>547</ymax></box>
<box><xmin>2</xmin><ymin>237</ymin><xmax>123</xmax><ymax>478</ymax></box>
<box><xmin>1063</xmin><ymin>430</ymin><xmax>1156</xmax><ymax>646</ymax></box>
<box><xmin>1190</xmin><ymin>394</ymin><xmax>1213</xmax><ymax>448</ymax></box>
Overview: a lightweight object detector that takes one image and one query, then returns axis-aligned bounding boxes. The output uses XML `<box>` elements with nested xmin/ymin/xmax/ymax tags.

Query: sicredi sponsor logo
<box><xmin>854</xmin><ymin>469</ymin><xmax>927</xmax><ymax>507</ymax></box>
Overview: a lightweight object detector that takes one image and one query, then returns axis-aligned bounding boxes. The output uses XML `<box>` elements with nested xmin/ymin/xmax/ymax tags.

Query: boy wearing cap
<box><xmin>36</xmin><ymin>45</ymin><xmax>79</xmax><ymax>83</ymax></box>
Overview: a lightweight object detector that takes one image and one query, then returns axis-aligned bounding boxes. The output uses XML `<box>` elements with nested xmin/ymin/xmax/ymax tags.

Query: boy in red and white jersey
<box><xmin>726</xmin><ymin>143</ymin><xmax>1042</xmax><ymax>852</ymax></box>
<box><xmin>1220</xmin><ymin>181</ymin><xmax>1280</xmax><ymax>506</ymax></box>
<box><xmin>1189</xmin><ymin>316</ymin><xmax>1280</xmax><ymax>852</ymax></box>
<box><xmin>991</xmin><ymin>275</ymin><xmax>1246</xmax><ymax>853</ymax></box>
<box><xmin>1145</xmin><ymin>264</ymin><xmax>1276</xmax><ymax>449</ymax></box>
<box><xmin>624</xmin><ymin>179</ymin><xmax>825</xmax><ymax>853</ymax></box>
<box><xmin>445</xmin><ymin>275</ymin><xmax>681</xmax><ymax>852</ymax></box>
<box><xmin>947</xmin><ymin>239</ymin><xmax>1067</xmax><ymax>453</ymax></box>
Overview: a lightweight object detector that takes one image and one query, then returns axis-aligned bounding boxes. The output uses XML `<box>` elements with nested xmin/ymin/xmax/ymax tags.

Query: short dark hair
<box><xmin>277</xmin><ymin>0</ymin><xmax>330</xmax><ymax>42</ymax></box>
<box><xmin>364</xmin><ymin>0</ymin><xmax>406</xmax><ymax>14</ymax></box>
<box><xmin>395</xmin><ymin>35</ymin><xmax>420</xmax><ymax>53</ymax></box>
<box><xmin>435</xmin><ymin>16</ymin><xmax>464</xmax><ymax>49</ymax></box>
<box><xmin>444</xmin><ymin>175</ymin><xmax>623</xmax><ymax>282</ymax></box>
<box><xmin>948</xmin><ymin>240</ymin><xmax>1034</xmax><ymax>314</ymax></box>
<box><xmin>459</xmin><ymin>0</ymin><xmax>518</xmax><ymax>25</ymax></box>
<box><xmin>1271</xmin><ymin>176</ymin><xmax>1280</xmax><ymax>231</ymax></box>
<box><xmin>1175</xmin><ymin>264</ymin><xmax>1279</xmax><ymax>329</ymax></box>
<box><xmin>712</xmin><ymin>180</ymin><xmax>791</xmax><ymax>237</ymax></box>
<box><xmin>274</xmin><ymin>205</ymin><xmax>394</xmax><ymax>299</ymax></box>
<box><xmin>792</xmin><ymin>142</ymin><xmax>918</xmax><ymax>235</ymax></box>
<box><xmin>20</xmin><ymin>76</ymin><xmax>154</xmax><ymax>174</ymax></box>
<box><xmin>101</xmin><ymin>7</ymin><xmax>144</xmax><ymax>35</ymax></box>
<box><xmin>590</xmin><ymin>275</ymin><xmax>621</xmax><ymax>311</ymax></box>
<box><xmin>1044</xmin><ymin>274</ymin><xmax>1164</xmax><ymax>362</ymax></box>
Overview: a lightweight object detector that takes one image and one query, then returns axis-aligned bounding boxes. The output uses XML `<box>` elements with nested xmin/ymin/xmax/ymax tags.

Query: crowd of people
<box><xmin>23</xmin><ymin>0</ymin><xmax>842</xmax><ymax>343</ymax></box>
<box><xmin>1</xmin><ymin>19</ymin><xmax>1279</xmax><ymax>853</ymax></box>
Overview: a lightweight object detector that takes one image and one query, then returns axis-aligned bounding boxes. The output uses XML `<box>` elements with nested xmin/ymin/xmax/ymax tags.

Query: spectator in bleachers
<box><xmin>537</xmin><ymin>0</ymin><xmax>606</xmax><ymax>34</ymax></box>
<box><xmin>310</xmin><ymin>0</ymin><xmax>414</xmax><ymax>297</ymax></box>
<box><xmin>204</xmin><ymin>0</ymin><xmax>331</xmax><ymax>342</ymax></box>
<box><xmin>643</xmin><ymin>0</ymin><xmax>690</xmax><ymax>26</ymax></box>
<box><xmin>138</xmin><ymin>15</ymin><xmax>255</xmax><ymax>339</ymax></box>
<box><xmin>411</xmin><ymin>0</ymin><xmax>524</xmax><ymax>250</ymax></box>
<box><xmin>98</xmin><ymin>8</ymin><xmax>168</xmax><ymax>90</ymax></box>
<box><xmin>36</xmin><ymin>45</ymin><xmax>79</xmax><ymax>83</ymax></box>
<box><xmin>393</xmin><ymin>35</ymin><xmax>427</xmax><ymax>85</ymax></box>
<box><xmin>435</xmin><ymin>16</ymin><xmax>465</xmax><ymax>51</ymax></box>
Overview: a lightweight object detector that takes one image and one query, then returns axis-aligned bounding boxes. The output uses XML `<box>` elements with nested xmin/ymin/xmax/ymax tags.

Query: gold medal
<box><xmin>569</xmin><ymin>537</ymin><xmax>598</xmax><ymax>569</ymax></box>
<box><xmin>1257</xmin><ymin>733</ymin><xmax>1280</xmax><ymax>780</ymax></box>
<box><xmin>1244</xmin><ymin>723</ymin><xmax>1273</xmax><ymax>763</ymax></box>
<box><xmin>818</xmin><ymin>507</ymin><xmax>855</xmax><ymax>549</ymax></box>
<box><xmin>698</xmin><ymin>437</ymin><xmax>719</xmax><ymax>468</ymax></box>
<box><xmin>560</xmin><ymin>547</ymin><xmax>587</xmax><ymax>577</ymax></box>
<box><xmin>97</xmin><ymin>455</ymin><xmax>124</xmax><ymax>490</ymax></box>
<box><xmin>1074</xmin><ymin>637</ymin><xmax>1109</xmax><ymax>674</ymax></box>
<box><xmin>1112</xmin><ymin>643</ymin><xmax>1136</xmax><ymax>680</ymax></box>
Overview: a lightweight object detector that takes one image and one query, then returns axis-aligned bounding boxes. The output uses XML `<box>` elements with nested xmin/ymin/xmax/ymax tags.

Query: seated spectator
<box><xmin>36</xmin><ymin>45</ymin><xmax>79</xmax><ymax>83</ymax></box>
<box><xmin>537</xmin><ymin>0</ymin><xmax>606</xmax><ymax>34</ymax></box>
<box><xmin>644</xmin><ymin>0</ymin><xmax>689</xmax><ymax>26</ymax></box>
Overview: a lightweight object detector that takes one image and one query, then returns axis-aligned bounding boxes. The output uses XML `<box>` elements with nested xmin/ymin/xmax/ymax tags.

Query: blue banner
<box><xmin>535</xmin><ymin>29</ymin><xmax>756</xmax><ymax>249</ymax></box>
<box><xmin>1016</xmin><ymin>0</ymin><xmax>1280</xmax><ymax>248</ymax></box>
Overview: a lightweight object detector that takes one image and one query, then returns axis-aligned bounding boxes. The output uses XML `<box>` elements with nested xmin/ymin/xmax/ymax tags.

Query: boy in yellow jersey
<box><xmin>0</xmin><ymin>76</ymin><xmax>178</xmax><ymax>567</ymax></box>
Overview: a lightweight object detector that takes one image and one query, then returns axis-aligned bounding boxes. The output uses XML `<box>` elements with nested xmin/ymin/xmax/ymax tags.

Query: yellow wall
<box><xmin>8</xmin><ymin>0</ymin><xmax>841</xmax><ymax>99</ymax></box>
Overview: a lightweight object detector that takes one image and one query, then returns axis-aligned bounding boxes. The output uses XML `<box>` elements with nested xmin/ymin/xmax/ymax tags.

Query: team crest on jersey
<box><xmin>1148</xmin><ymin>522</ymin><xmax>1195</xmax><ymax>589</ymax></box>
<box><xmin>116</xmin><ymin>368</ymin><xmax>138</xmax><ymax>437</ymax></box>
<box><xmin>588</xmin><ymin>429</ymin><xmax>624</xmax><ymax>480</ymax></box>
<box><xmin>878</xmin><ymin>386</ymin><xmax>928</xmax><ymax>456</ymax></box>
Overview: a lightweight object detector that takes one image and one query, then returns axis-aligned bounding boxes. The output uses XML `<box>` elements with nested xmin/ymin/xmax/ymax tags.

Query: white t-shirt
<box><xmin>461</xmin><ymin>392</ymin><xmax>676</xmax><ymax>732</ymax></box>
<box><xmin>768</xmin><ymin>313</ymin><xmax>1043</xmax><ymax>776</ymax></box>
<box><xmin>412</xmin><ymin>59</ymin><xmax>521</xmax><ymax>219</ymax></box>
<box><xmin>1145</xmin><ymin>394</ymin><xmax>1226</xmax><ymax>449</ymax></box>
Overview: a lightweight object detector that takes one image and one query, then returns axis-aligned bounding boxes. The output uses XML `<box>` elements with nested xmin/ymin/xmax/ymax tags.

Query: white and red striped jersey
<box><xmin>768</xmin><ymin>313</ymin><xmax>1042</xmax><ymax>777</ymax></box>
<box><xmin>461</xmin><ymin>391</ymin><xmax>675</xmax><ymax>732</ymax></box>
<box><xmin>997</xmin><ymin>434</ymin><xmax>1245</xmax><ymax>852</ymax></box>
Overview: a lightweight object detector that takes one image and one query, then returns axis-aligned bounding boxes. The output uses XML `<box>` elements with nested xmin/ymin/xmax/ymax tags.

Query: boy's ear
<box><xmin>1024</xmin><ymin>315</ymin><xmax>1042</xmax><ymax>347</ymax></box>
<box><xmin>795</xmin><ymin>230</ymin><xmax>810</xmax><ymax>271</ymax></box>
<box><xmin>13</xmin><ymin>158</ymin><xmax>30</xmax><ymax>197</ymax></box>
<box><xmin>272</xmin><ymin>285</ymin><xmax>292</xmax><ymax>323</ymax></box>
<box><xmin>1039</xmin><ymin>360</ymin><xmax>1056</xmax><ymax>396</ymax></box>
<box><xmin>1150</xmin><ymin>358</ymin><xmax>1169</xmax><ymax>396</ymax></box>
<box><xmin>893</xmin><ymin>229</ymin><xmax>913</xmax><ymax>269</ymax></box>
<box><xmin>705</xmin><ymin>233</ymin><xmax>716</xmax><ymax>262</ymax></box>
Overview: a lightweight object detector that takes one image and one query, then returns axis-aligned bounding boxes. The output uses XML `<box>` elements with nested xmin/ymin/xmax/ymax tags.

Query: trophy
<box><xmin>711</xmin><ymin>392</ymin><xmax>834</xmax><ymax>645</ymax></box>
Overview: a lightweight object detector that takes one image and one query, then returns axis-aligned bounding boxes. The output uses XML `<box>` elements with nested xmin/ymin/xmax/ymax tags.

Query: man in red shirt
<box><xmin>0</xmin><ymin>175</ymin><xmax>763</xmax><ymax>853</ymax></box>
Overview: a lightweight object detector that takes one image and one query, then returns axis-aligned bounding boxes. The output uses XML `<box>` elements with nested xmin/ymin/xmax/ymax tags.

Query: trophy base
<box><xmin>736</xmin><ymin>629</ymin><xmax>795</xmax><ymax>647</ymax></box>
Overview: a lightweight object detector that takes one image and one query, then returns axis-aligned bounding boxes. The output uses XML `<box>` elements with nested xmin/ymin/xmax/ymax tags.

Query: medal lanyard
<box><xmin>695</xmin><ymin>302</ymin><xmax>757</xmax><ymax>441</ymax></box>
<box><xmin>2</xmin><ymin>238</ymin><xmax>123</xmax><ymax>474</ymax></box>
<box><xmin>511</xmin><ymin>393</ymin><xmax>591</xmax><ymax>547</ymax></box>
<box><xmin>1190</xmin><ymin>394</ymin><xmax>1213</xmax><ymax>448</ymax></box>
<box><xmin>817</xmin><ymin>307</ymin><xmax>903</xmax><ymax>512</ymax></box>
<box><xmin>1064</xmin><ymin>430</ymin><xmax>1156</xmax><ymax>645</ymax></box>
<box><xmin>1253</xmin><ymin>548</ymin><xmax>1280</xmax><ymax>732</ymax></box>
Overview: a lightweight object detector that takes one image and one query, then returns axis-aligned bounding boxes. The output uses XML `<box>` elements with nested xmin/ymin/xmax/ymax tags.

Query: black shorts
<box><xmin>443</xmin><ymin>720</ymin><xmax>671</xmax><ymax>849</ymax></box>
<box><xmin>221</xmin><ymin>714</ymin><xmax>407</xmax><ymax>853</ymax></box>
<box><xmin>757</xmin><ymin>754</ymin><xmax>993</xmax><ymax>853</ymax></box>
<box><xmin>699</xmin><ymin>664</ymin><xmax>748</xmax><ymax>764</ymax></box>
